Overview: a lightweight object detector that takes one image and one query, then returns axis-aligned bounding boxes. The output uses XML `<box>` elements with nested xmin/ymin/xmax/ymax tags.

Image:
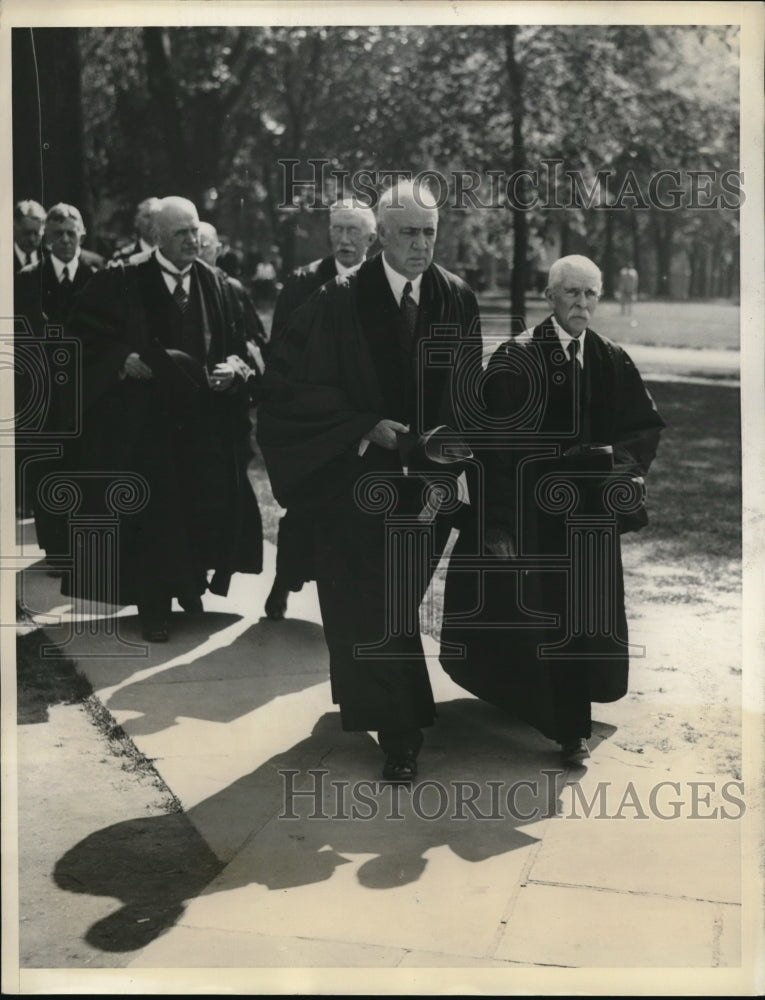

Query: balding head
<box><xmin>545</xmin><ymin>255</ymin><xmax>603</xmax><ymax>337</ymax></box>
<box><xmin>155</xmin><ymin>197</ymin><xmax>200</xmax><ymax>269</ymax></box>
<box><xmin>197</xmin><ymin>221</ymin><xmax>221</xmax><ymax>267</ymax></box>
<box><xmin>377</xmin><ymin>181</ymin><xmax>438</xmax><ymax>280</ymax></box>
<box><xmin>328</xmin><ymin>199</ymin><xmax>376</xmax><ymax>268</ymax></box>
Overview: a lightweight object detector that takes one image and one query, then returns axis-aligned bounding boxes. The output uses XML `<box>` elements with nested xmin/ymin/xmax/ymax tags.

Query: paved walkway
<box><xmin>15</xmin><ymin>539</ymin><xmax>746</xmax><ymax>985</ymax></box>
<box><xmin>11</xmin><ymin>346</ymin><xmax>753</xmax><ymax>990</ymax></box>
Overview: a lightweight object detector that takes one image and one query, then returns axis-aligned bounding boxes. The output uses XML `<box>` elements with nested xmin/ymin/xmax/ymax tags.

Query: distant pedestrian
<box><xmin>618</xmin><ymin>263</ymin><xmax>639</xmax><ymax>317</ymax></box>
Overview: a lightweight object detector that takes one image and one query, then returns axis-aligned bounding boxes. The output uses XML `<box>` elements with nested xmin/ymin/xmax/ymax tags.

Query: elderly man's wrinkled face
<box><xmin>14</xmin><ymin>215</ymin><xmax>45</xmax><ymax>255</ymax></box>
<box><xmin>157</xmin><ymin>204</ymin><xmax>200</xmax><ymax>269</ymax></box>
<box><xmin>378</xmin><ymin>199</ymin><xmax>438</xmax><ymax>280</ymax></box>
<box><xmin>328</xmin><ymin>209</ymin><xmax>376</xmax><ymax>268</ymax></box>
<box><xmin>545</xmin><ymin>262</ymin><xmax>602</xmax><ymax>337</ymax></box>
<box><xmin>46</xmin><ymin>218</ymin><xmax>84</xmax><ymax>264</ymax></box>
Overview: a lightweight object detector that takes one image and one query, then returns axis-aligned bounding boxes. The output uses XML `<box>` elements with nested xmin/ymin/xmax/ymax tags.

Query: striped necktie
<box><xmin>159</xmin><ymin>264</ymin><xmax>190</xmax><ymax>312</ymax></box>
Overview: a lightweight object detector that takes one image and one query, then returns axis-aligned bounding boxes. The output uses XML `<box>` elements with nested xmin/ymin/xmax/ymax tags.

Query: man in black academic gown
<box><xmin>198</xmin><ymin>220</ymin><xmax>268</xmax><ymax>386</ymax></box>
<box><xmin>263</xmin><ymin>198</ymin><xmax>378</xmax><ymax>621</ymax></box>
<box><xmin>440</xmin><ymin>255</ymin><xmax>665</xmax><ymax>765</ymax></box>
<box><xmin>110</xmin><ymin>196</ymin><xmax>160</xmax><ymax>265</ymax></box>
<box><xmin>258</xmin><ymin>181</ymin><xmax>481</xmax><ymax>781</ymax></box>
<box><xmin>67</xmin><ymin>196</ymin><xmax>262</xmax><ymax>642</ymax></box>
<box><xmin>15</xmin><ymin>203</ymin><xmax>99</xmax><ymax>559</ymax></box>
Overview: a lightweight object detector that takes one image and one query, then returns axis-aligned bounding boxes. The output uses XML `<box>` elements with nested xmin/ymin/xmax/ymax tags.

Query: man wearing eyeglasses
<box><xmin>263</xmin><ymin>198</ymin><xmax>377</xmax><ymax>621</ymax></box>
<box><xmin>441</xmin><ymin>254</ymin><xmax>665</xmax><ymax>766</ymax></box>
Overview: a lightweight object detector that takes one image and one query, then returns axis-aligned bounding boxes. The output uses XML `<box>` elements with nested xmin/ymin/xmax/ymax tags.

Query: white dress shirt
<box><xmin>382</xmin><ymin>254</ymin><xmax>423</xmax><ymax>305</ymax></box>
<box><xmin>15</xmin><ymin>244</ymin><xmax>38</xmax><ymax>269</ymax></box>
<box><xmin>335</xmin><ymin>258</ymin><xmax>362</xmax><ymax>278</ymax></box>
<box><xmin>551</xmin><ymin>315</ymin><xmax>586</xmax><ymax>367</ymax></box>
<box><xmin>155</xmin><ymin>249</ymin><xmax>192</xmax><ymax>296</ymax></box>
<box><xmin>50</xmin><ymin>250</ymin><xmax>81</xmax><ymax>283</ymax></box>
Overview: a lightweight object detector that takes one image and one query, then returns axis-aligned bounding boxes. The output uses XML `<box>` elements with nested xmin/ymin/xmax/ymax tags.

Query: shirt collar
<box><xmin>382</xmin><ymin>253</ymin><xmax>423</xmax><ymax>305</ymax></box>
<box><xmin>335</xmin><ymin>258</ymin><xmax>363</xmax><ymax>278</ymax></box>
<box><xmin>15</xmin><ymin>243</ymin><xmax>37</xmax><ymax>267</ymax></box>
<box><xmin>50</xmin><ymin>250</ymin><xmax>80</xmax><ymax>281</ymax></box>
<box><xmin>155</xmin><ymin>248</ymin><xmax>192</xmax><ymax>276</ymax></box>
<box><xmin>551</xmin><ymin>315</ymin><xmax>586</xmax><ymax>363</ymax></box>
<box><xmin>139</xmin><ymin>236</ymin><xmax>155</xmax><ymax>254</ymax></box>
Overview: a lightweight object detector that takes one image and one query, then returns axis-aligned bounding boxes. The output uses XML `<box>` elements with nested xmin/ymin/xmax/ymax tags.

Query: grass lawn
<box><xmin>250</xmin><ymin>379</ymin><xmax>741</xmax><ymax>596</ymax></box>
<box><xmin>478</xmin><ymin>296</ymin><xmax>740</xmax><ymax>351</ymax></box>
<box><xmin>261</xmin><ymin>291</ymin><xmax>740</xmax><ymax>352</ymax></box>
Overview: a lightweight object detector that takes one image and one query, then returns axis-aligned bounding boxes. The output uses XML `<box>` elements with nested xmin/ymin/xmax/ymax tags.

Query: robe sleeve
<box><xmin>611</xmin><ymin>345</ymin><xmax>666</xmax><ymax>474</ymax></box>
<box><xmin>257</xmin><ymin>284</ymin><xmax>383</xmax><ymax>509</ymax></box>
<box><xmin>479</xmin><ymin>340</ymin><xmax>529</xmax><ymax>532</ymax></box>
<box><xmin>65</xmin><ymin>266</ymin><xmax>136</xmax><ymax>412</ymax></box>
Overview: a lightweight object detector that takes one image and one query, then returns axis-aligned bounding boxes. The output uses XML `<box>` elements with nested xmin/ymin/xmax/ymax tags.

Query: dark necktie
<box><xmin>25</xmin><ymin>252</ymin><xmax>32</xmax><ymax>266</ymax></box>
<box><xmin>568</xmin><ymin>339</ymin><xmax>587</xmax><ymax>437</ymax></box>
<box><xmin>159</xmin><ymin>264</ymin><xmax>190</xmax><ymax>312</ymax></box>
<box><xmin>59</xmin><ymin>270</ymin><xmax>72</xmax><ymax>290</ymax></box>
<box><xmin>400</xmin><ymin>281</ymin><xmax>418</xmax><ymax>342</ymax></box>
<box><xmin>173</xmin><ymin>273</ymin><xmax>189</xmax><ymax>313</ymax></box>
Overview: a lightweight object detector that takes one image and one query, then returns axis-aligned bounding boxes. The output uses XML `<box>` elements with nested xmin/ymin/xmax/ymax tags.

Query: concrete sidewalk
<box><xmin>16</xmin><ymin>538</ymin><xmax>744</xmax><ymax>979</ymax></box>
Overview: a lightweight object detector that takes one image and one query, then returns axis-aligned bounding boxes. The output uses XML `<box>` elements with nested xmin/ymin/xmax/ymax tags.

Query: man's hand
<box><xmin>209</xmin><ymin>362</ymin><xmax>236</xmax><ymax>391</ymax></box>
<box><xmin>362</xmin><ymin>419</ymin><xmax>410</xmax><ymax>451</ymax></box>
<box><xmin>123</xmin><ymin>353</ymin><xmax>153</xmax><ymax>380</ymax></box>
<box><xmin>485</xmin><ymin>527</ymin><xmax>516</xmax><ymax>558</ymax></box>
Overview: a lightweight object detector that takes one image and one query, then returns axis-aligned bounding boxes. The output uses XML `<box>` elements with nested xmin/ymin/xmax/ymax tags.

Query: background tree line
<box><xmin>12</xmin><ymin>23</ymin><xmax>740</xmax><ymax>320</ymax></box>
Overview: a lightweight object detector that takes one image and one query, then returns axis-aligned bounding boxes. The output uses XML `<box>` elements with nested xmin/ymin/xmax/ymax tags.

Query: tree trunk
<box><xmin>602</xmin><ymin>209</ymin><xmax>615</xmax><ymax>299</ymax></box>
<box><xmin>142</xmin><ymin>28</ymin><xmax>193</xmax><ymax>200</ymax></box>
<box><xmin>13</xmin><ymin>29</ymin><xmax>89</xmax><ymax>225</ymax></box>
<box><xmin>504</xmin><ymin>26</ymin><xmax>527</xmax><ymax>334</ymax></box>
<box><xmin>651</xmin><ymin>214</ymin><xmax>674</xmax><ymax>297</ymax></box>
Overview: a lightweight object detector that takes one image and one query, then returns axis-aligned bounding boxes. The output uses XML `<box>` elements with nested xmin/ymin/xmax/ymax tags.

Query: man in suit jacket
<box><xmin>440</xmin><ymin>254</ymin><xmax>665</xmax><ymax>765</ymax></box>
<box><xmin>13</xmin><ymin>200</ymin><xmax>47</xmax><ymax>273</ymax></box>
<box><xmin>15</xmin><ymin>203</ymin><xmax>100</xmax><ymax>558</ymax></box>
<box><xmin>259</xmin><ymin>182</ymin><xmax>481</xmax><ymax>781</ymax></box>
<box><xmin>16</xmin><ymin>203</ymin><xmax>99</xmax><ymax>332</ymax></box>
<box><xmin>110</xmin><ymin>196</ymin><xmax>160</xmax><ymax>265</ymax></box>
<box><xmin>264</xmin><ymin>199</ymin><xmax>377</xmax><ymax>620</ymax></box>
<box><xmin>67</xmin><ymin>196</ymin><xmax>263</xmax><ymax>642</ymax></box>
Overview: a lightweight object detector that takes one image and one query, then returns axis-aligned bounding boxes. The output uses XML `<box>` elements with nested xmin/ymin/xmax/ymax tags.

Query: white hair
<box><xmin>376</xmin><ymin>180</ymin><xmax>438</xmax><ymax>227</ymax></box>
<box><xmin>548</xmin><ymin>254</ymin><xmax>602</xmax><ymax>290</ymax></box>
<box><xmin>329</xmin><ymin>199</ymin><xmax>376</xmax><ymax>232</ymax></box>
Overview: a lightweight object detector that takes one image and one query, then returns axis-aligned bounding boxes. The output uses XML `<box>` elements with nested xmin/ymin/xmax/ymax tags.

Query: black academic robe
<box><xmin>265</xmin><ymin>255</ymin><xmax>339</xmax><ymax>588</ymax></box>
<box><xmin>63</xmin><ymin>254</ymin><xmax>262</xmax><ymax>606</ymax></box>
<box><xmin>268</xmin><ymin>255</ymin><xmax>338</xmax><ymax>345</ymax></box>
<box><xmin>440</xmin><ymin>318</ymin><xmax>666</xmax><ymax>741</ymax></box>
<box><xmin>258</xmin><ymin>253</ymin><xmax>482</xmax><ymax>732</ymax></box>
<box><xmin>14</xmin><ymin>254</ymin><xmax>99</xmax><ymax>550</ymax></box>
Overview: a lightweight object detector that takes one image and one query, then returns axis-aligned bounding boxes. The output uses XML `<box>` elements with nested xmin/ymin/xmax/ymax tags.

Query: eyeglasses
<box><xmin>560</xmin><ymin>287</ymin><xmax>601</xmax><ymax>302</ymax></box>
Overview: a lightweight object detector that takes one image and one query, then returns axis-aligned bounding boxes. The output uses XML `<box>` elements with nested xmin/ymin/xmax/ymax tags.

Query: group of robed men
<box><xmin>14</xmin><ymin>181</ymin><xmax>665</xmax><ymax>783</ymax></box>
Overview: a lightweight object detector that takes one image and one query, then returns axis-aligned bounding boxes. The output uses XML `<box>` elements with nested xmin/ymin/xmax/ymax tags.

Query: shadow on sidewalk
<box><xmin>53</xmin><ymin>699</ymin><xmax>616</xmax><ymax>954</ymax></box>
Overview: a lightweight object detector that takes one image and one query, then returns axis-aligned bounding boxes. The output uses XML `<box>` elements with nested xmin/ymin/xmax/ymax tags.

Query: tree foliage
<box><xmin>13</xmin><ymin>24</ymin><xmax>740</xmax><ymax>304</ymax></box>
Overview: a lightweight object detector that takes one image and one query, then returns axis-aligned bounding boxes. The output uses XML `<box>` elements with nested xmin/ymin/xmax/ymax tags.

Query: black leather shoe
<box><xmin>265</xmin><ymin>580</ymin><xmax>289</xmax><ymax>620</ymax></box>
<box><xmin>560</xmin><ymin>738</ymin><xmax>591</xmax><ymax>765</ymax></box>
<box><xmin>382</xmin><ymin>752</ymin><xmax>418</xmax><ymax>783</ymax></box>
<box><xmin>178</xmin><ymin>595</ymin><xmax>204</xmax><ymax>615</ymax></box>
<box><xmin>141</xmin><ymin>621</ymin><xmax>169</xmax><ymax>643</ymax></box>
